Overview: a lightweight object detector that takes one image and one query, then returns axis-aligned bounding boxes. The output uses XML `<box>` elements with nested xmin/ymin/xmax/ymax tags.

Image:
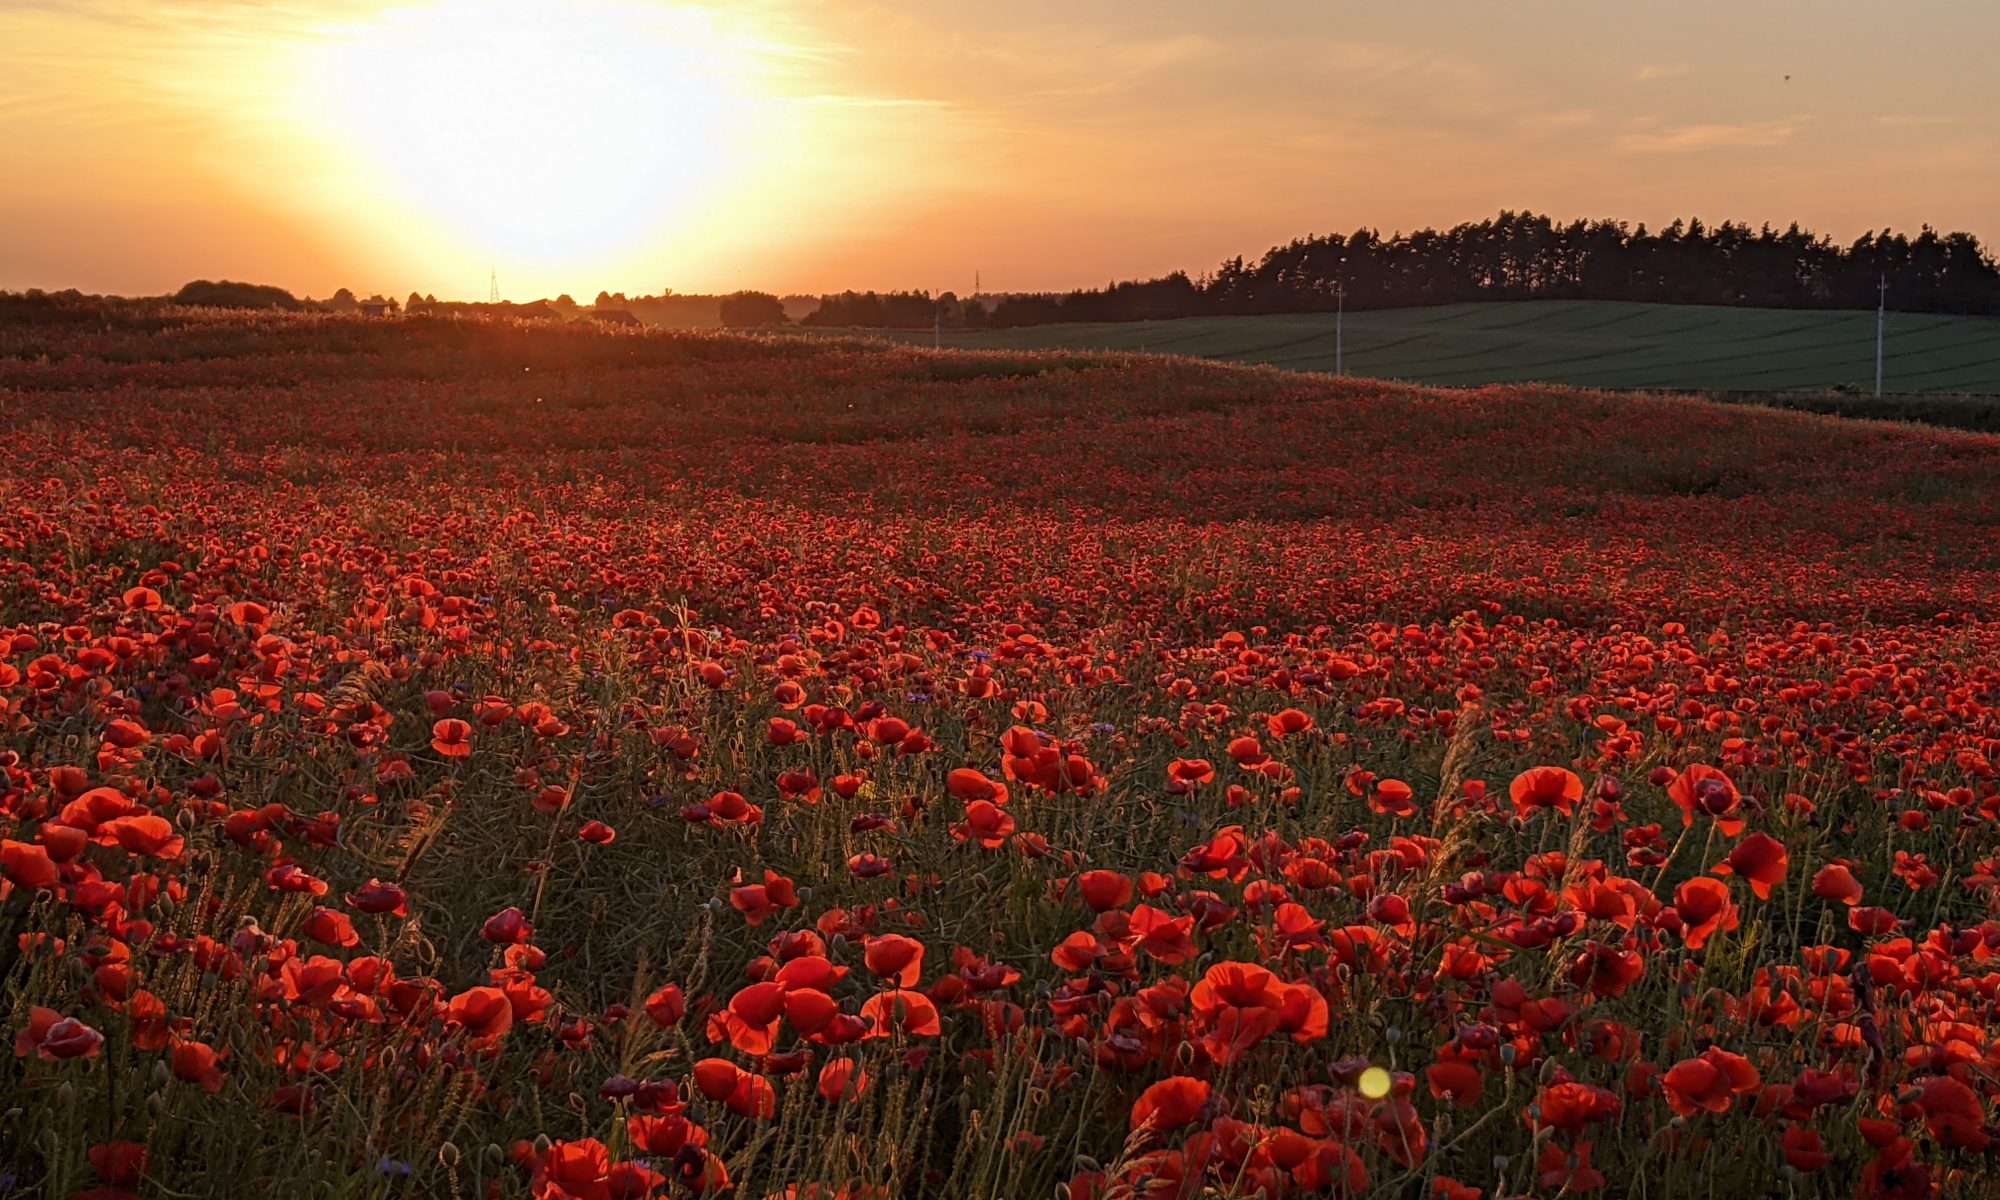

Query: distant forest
<box><xmin>807</xmin><ymin>210</ymin><xmax>2000</xmax><ymax>329</ymax></box>
<box><xmin>9</xmin><ymin>210</ymin><xmax>1997</xmax><ymax>333</ymax></box>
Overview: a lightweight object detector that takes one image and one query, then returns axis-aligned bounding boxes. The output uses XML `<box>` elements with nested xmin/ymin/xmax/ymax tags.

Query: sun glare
<box><xmin>299</xmin><ymin>0</ymin><xmax>763</xmax><ymax>276</ymax></box>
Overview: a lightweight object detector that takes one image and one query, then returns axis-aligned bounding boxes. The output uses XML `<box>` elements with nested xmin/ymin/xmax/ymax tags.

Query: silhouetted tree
<box><xmin>171</xmin><ymin>280</ymin><xmax>305</xmax><ymax>310</ymax></box>
<box><xmin>875</xmin><ymin>212</ymin><xmax>1999</xmax><ymax>330</ymax></box>
<box><xmin>719</xmin><ymin>291</ymin><xmax>788</xmax><ymax>328</ymax></box>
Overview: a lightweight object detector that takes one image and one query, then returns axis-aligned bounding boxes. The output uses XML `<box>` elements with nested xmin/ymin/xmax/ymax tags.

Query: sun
<box><xmin>298</xmin><ymin>0</ymin><xmax>764</xmax><ymax>276</ymax></box>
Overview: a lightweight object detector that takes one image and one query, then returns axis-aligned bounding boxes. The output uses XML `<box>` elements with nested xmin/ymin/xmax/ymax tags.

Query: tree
<box><xmin>172</xmin><ymin>280</ymin><xmax>306</xmax><ymax>310</ymax></box>
<box><xmin>718</xmin><ymin>291</ymin><xmax>788</xmax><ymax>328</ymax></box>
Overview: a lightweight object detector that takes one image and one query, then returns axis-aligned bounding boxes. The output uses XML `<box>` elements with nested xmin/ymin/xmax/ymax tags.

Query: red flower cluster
<box><xmin>5</xmin><ymin>312</ymin><xmax>2000</xmax><ymax>1197</ymax></box>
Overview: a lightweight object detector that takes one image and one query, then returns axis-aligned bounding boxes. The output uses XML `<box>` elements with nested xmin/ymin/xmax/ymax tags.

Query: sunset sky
<box><xmin>4</xmin><ymin>0</ymin><xmax>1997</xmax><ymax>301</ymax></box>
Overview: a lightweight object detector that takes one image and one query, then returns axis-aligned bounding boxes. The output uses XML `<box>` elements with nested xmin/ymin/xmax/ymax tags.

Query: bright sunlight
<box><xmin>298</xmin><ymin>0</ymin><xmax>764</xmax><ymax>273</ymax></box>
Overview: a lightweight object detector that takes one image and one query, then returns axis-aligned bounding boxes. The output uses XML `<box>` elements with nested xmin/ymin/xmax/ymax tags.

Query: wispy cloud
<box><xmin>1614</xmin><ymin>119</ymin><xmax>1802</xmax><ymax>154</ymax></box>
<box><xmin>1873</xmin><ymin>114</ymin><xmax>1961</xmax><ymax>128</ymax></box>
<box><xmin>1635</xmin><ymin>63</ymin><xmax>1693</xmax><ymax>82</ymax></box>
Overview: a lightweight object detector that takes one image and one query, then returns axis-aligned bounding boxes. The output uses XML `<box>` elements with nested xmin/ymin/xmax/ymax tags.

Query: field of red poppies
<box><xmin>6</xmin><ymin>309</ymin><xmax>2000</xmax><ymax>1199</ymax></box>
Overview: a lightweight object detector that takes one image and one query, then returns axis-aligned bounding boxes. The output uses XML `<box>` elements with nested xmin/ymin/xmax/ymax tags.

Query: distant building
<box><xmin>358</xmin><ymin>298</ymin><xmax>398</xmax><ymax>317</ymax></box>
<box><xmin>589</xmin><ymin>309</ymin><xmax>641</xmax><ymax>327</ymax></box>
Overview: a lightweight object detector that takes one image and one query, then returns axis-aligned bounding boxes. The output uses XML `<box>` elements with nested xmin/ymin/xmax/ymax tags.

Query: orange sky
<box><xmin>3</xmin><ymin>1</ymin><xmax>1997</xmax><ymax>300</ymax></box>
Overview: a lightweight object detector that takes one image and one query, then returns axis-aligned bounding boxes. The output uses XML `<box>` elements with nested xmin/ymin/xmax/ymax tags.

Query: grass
<box><xmin>809</xmin><ymin>300</ymin><xmax>2000</xmax><ymax>395</ymax></box>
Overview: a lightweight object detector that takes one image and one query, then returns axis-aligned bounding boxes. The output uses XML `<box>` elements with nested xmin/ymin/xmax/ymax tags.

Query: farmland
<box><xmin>7</xmin><ymin>310</ymin><xmax>2000</xmax><ymax>1199</ymax></box>
<box><xmin>832</xmin><ymin>301</ymin><xmax>2000</xmax><ymax>394</ymax></box>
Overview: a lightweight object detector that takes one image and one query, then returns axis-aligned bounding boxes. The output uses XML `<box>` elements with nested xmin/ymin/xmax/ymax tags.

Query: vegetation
<box><xmin>826</xmin><ymin>301</ymin><xmax>2000</xmax><ymax>398</ymax></box>
<box><xmin>5</xmin><ymin>312</ymin><xmax>2000</xmax><ymax>1198</ymax></box>
<box><xmin>169</xmin><ymin>280</ymin><xmax>307</xmax><ymax>311</ymax></box>
<box><xmin>719</xmin><ymin>291</ymin><xmax>790</xmax><ymax>329</ymax></box>
<box><xmin>964</xmin><ymin>211</ymin><xmax>2000</xmax><ymax>328</ymax></box>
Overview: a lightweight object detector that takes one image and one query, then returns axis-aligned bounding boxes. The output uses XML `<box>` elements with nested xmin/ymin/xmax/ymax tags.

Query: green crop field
<box><xmin>820</xmin><ymin>300</ymin><xmax>2000</xmax><ymax>394</ymax></box>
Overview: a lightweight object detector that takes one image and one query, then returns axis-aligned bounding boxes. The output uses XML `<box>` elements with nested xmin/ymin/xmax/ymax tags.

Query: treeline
<box><xmin>808</xmin><ymin>212</ymin><xmax>2000</xmax><ymax>329</ymax></box>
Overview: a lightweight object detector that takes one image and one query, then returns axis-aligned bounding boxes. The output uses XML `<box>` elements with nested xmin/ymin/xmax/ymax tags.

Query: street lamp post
<box><xmin>1875</xmin><ymin>274</ymin><xmax>1888</xmax><ymax>398</ymax></box>
<box><xmin>1335</xmin><ymin>282</ymin><xmax>1346</xmax><ymax>377</ymax></box>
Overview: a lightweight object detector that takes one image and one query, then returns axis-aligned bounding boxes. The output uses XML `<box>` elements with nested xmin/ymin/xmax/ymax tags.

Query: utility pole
<box><xmin>1875</xmin><ymin>274</ymin><xmax>1888</xmax><ymax>398</ymax></box>
<box><xmin>490</xmin><ymin>267</ymin><xmax>499</xmax><ymax>304</ymax></box>
<box><xmin>1335</xmin><ymin>282</ymin><xmax>1346</xmax><ymax>377</ymax></box>
<box><xmin>934</xmin><ymin>295</ymin><xmax>942</xmax><ymax>351</ymax></box>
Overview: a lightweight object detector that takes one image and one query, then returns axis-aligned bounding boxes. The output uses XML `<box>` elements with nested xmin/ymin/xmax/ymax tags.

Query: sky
<box><xmin>2</xmin><ymin>0</ymin><xmax>1997</xmax><ymax>301</ymax></box>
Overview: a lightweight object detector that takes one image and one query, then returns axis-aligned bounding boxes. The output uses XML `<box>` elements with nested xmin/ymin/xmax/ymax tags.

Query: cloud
<box><xmin>1635</xmin><ymin>63</ymin><xmax>1693</xmax><ymax>82</ymax></box>
<box><xmin>1614</xmin><ymin>119</ymin><xmax>1802</xmax><ymax>154</ymax></box>
<box><xmin>1873</xmin><ymin>114</ymin><xmax>1961</xmax><ymax>128</ymax></box>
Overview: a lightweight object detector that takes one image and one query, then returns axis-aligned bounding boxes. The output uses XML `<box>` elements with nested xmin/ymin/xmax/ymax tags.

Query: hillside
<box><xmin>827</xmin><ymin>300</ymin><xmax>2000</xmax><ymax>393</ymax></box>
<box><xmin>6</xmin><ymin>312</ymin><xmax>2000</xmax><ymax>1198</ymax></box>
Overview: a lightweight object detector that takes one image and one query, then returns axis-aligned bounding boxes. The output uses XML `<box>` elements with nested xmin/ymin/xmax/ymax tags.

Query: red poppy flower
<box><xmin>1811</xmin><ymin>863</ymin><xmax>1863</xmax><ymax>906</ymax></box>
<box><xmin>430</xmin><ymin>718</ymin><xmax>472</xmax><ymax>758</ymax></box>
<box><xmin>864</xmin><ymin>935</ymin><xmax>925</xmax><ymax>986</ymax></box>
<box><xmin>955</xmin><ymin>799</ymin><xmax>1015</xmax><ymax>848</ymax></box>
<box><xmin>1569</xmin><ymin>941</ymin><xmax>1645</xmax><ymax>998</ymax></box>
<box><xmin>1078</xmin><ymin>869</ymin><xmax>1132</xmax><ymax>912</ymax></box>
<box><xmin>1661</xmin><ymin>1047</ymin><xmax>1759</xmax><ymax>1116</ymax></box>
<box><xmin>693</xmin><ymin>1058</ymin><xmax>744</xmax><ymax>1100</ymax></box>
<box><xmin>88</xmin><ymin>1141</ymin><xmax>150</xmax><ymax>1186</ymax></box>
<box><xmin>1667</xmin><ymin>764</ymin><xmax>1743</xmax><ymax>834</ymax></box>
<box><xmin>1672</xmin><ymin>877</ymin><xmax>1739</xmax><ymax>950</ymax></box>
<box><xmin>627</xmin><ymin>1114</ymin><xmax>705</xmax><ymax>1157</ymax></box>
<box><xmin>946</xmin><ymin>769</ymin><xmax>1007</xmax><ymax>805</ymax></box>
<box><xmin>1266</xmin><ymin>708</ymin><xmax>1314</xmax><ymax>737</ymax></box>
<box><xmin>1130</xmin><ymin>1076</ymin><xmax>1212</xmax><ymax>1132</ymax></box>
<box><xmin>1</xmin><ymin>840</ymin><xmax>59</xmax><ymax>890</ymax></box>
<box><xmin>1714</xmin><ymin>831</ymin><xmax>1788</xmax><ymax>899</ymax></box>
<box><xmin>1128</xmin><ymin>905</ymin><xmax>1197</xmax><ymax>965</ymax></box>
<box><xmin>102</xmin><ymin>814</ymin><xmax>184</xmax><ymax>859</ymax></box>
<box><xmin>1772</xmin><ymin>1125</ymin><xmax>1830</xmax><ymax>1171</ymax></box>
<box><xmin>481</xmin><ymin>907</ymin><xmax>534</xmax><ymax>944</ymax></box>
<box><xmin>531</xmin><ymin>1138</ymin><xmax>610</xmax><ymax>1200</ymax></box>
<box><xmin>345</xmin><ymin>878</ymin><xmax>410</xmax><ymax>917</ymax></box>
<box><xmin>1189</xmin><ymin>962</ymin><xmax>1286</xmax><ymax>1063</ymax></box>
<box><xmin>859</xmin><ymin>990</ymin><xmax>941</xmax><ymax>1038</ymax></box>
<box><xmin>171</xmin><ymin>1039</ymin><xmax>226</xmax><ymax>1092</ymax></box>
<box><xmin>1528</xmin><ymin>1081</ymin><xmax>1621</xmax><ymax>1131</ymax></box>
<box><xmin>1536</xmin><ymin>1141</ymin><xmax>1604</xmax><ymax>1192</ymax></box>
<box><xmin>302</xmin><ymin>906</ymin><xmax>361</xmax><ymax>949</ymax></box>
<box><xmin>1371</xmin><ymin>778</ymin><xmax>1418</xmax><ymax>818</ymax></box>
<box><xmin>16</xmin><ymin>1008</ymin><xmax>102</xmax><ymax>1060</ymax></box>
<box><xmin>1426</xmin><ymin>1060</ymin><xmax>1485</xmax><ymax>1107</ymax></box>
<box><xmin>817</xmin><ymin>1058</ymin><xmax>867</xmax><ymax>1103</ymax></box>
<box><xmin>444</xmin><ymin>986</ymin><xmax>514</xmax><ymax>1041</ymax></box>
<box><xmin>1914</xmin><ymin>1075</ymin><xmax>1989</xmax><ymax>1151</ymax></box>
<box><xmin>1848</xmin><ymin>906</ymin><xmax>1901</xmax><ymax>935</ymax></box>
<box><xmin>1509</xmin><ymin>767</ymin><xmax>1583</xmax><ymax>820</ymax></box>
<box><xmin>643</xmin><ymin>983</ymin><xmax>685</xmax><ymax>1028</ymax></box>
